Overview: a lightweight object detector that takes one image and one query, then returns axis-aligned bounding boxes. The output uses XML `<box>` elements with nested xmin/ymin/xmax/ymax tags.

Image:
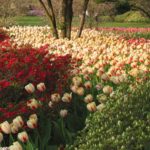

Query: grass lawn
<box><xmin>97</xmin><ymin>22</ymin><xmax>150</xmax><ymax>28</ymax></box>
<box><xmin>15</xmin><ymin>16</ymin><xmax>49</xmax><ymax>26</ymax></box>
<box><xmin>15</xmin><ymin>16</ymin><xmax>150</xmax><ymax>28</ymax></box>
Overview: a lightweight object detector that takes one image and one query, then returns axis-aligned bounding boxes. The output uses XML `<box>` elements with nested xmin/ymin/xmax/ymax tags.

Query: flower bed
<box><xmin>0</xmin><ymin>27</ymin><xmax>150</xmax><ymax>149</ymax></box>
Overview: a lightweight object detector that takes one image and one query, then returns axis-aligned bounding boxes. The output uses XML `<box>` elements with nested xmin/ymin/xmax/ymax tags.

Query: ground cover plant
<box><xmin>0</xmin><ymin>27</ymin><xmax>150</xmax><ymax>149</ymax></box>
<box><xmin>66</xmin><ymin>77</ymin><xmax>150</xmax><ymax>150</ymax></box>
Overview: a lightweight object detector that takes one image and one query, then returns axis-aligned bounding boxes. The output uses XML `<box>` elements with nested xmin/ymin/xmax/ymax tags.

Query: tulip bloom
<box><xmin>62</xmin><ymin>93</ymin><xmax>72</xmax><ymax>103</ymax></box>
<box><xmin>37</xmin><ymin>82</ymin><xmax>46</xmax><ymax>92</ymax></box>
<box><xmin>18</xmin><ymin>131</ymin><xmax>29</xmax><ymax>143</ymax></box>
<box><xmin>9</xmin><ymin>141</ymin><xmax>23</xmax><ymax>150</ymax></box>
<box><xmin>13</xmin><ymin>116</ymin><xmax>24</xmax><ymax>128</ymax></box>
<box><xmin>11</xmin><ymin>123</ymin><xmax>19</xmax><ymax>134</ymax></box>
<box><xmin>103</xmin><ymin>85</ymin><xmax>113</xmax><ymax>95</ymax></box>
<box><xmin>84</xmin><ymin>81</ymin><xmax>92</xmax><ymax>89</ymax></box>
<box><xmin>24</xmin><ymin>83</ymin><xmax>35</xmax><ymax>94</ymax></box>
<box><xmin>76</xmin><ymin>87</ymin><xmax>84</xmax><ymax>96</ymax></box>
<box><xmin>84</xmin><ymin>94</ymin><xmax>93</xmax><ymax>103</ymax></box>
<box><xmin>60</xmin><ymin>109</ymin><xmax>68</xmax><ymax>118</ymax></box>
<box><xmin>51</xmin><ymin>93</ymin><xmax>61</xmax><ymax>103</ymax></box>
<box><xmin>87</xmin><ymin>102</ymin><xmax>97</xmax><ymax>112</ymax></box>
<box><xmin>27</xmin><ymin>119</ymin><xmax>37</xmax><ymax>129</ymax></box>
<box><xmin>27</xmin><ymin>98</ymin><xmax>39</xmax><ymax>109</ymax></box>
<box><xmin>29</xmin><ymin>114</ymin><xmax>38</xmax><ymax>121</ymax></box>
<box><xmin>0</xmin><ymin>121</ymin><xmax>11</xmax><ymax>134</ymax></box>
<box><xmin>72</xmin><ymin>76</ymin><xmax>82</xmax><ymax>86</ymax></box>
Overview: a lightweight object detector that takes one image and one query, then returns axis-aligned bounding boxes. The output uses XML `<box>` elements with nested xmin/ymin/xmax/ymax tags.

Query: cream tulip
<box><xmin>13</xmin><ymin>116</ymin><xmax>24</xmax><ymax>128</ymax></box>
<box><xmin>84</xmin><ymin>94</ymin><xmax>93</xmax><ymax>103</ymax></box>
<box><xmin>37</xmin><ymin>82</ymin><xmax>46</xmax><ymax>92</ymax></box>
<box><xmin>24</xmin><ymin>83</ymin><xmax>35</xmax><ymax>94</ymax></box>
<box><xmin>76</xmin><ymin>87</ymin><xmax>84</xmax><ymax>96</ymax></box>
<box><xmin>9</xmin><ymin>141</ymin><xmax>23</xmax><ymax>150</ymax></box>
<box><xmin>103</xmin><ymin>85</ymin><xmax>113</xmax><ymax>94</ymax></box>
<box><xmin>27</xmin><ymin>119</ymin><xmax>37</xmax><ymax>129</ymax></box>
<box><xmin>87</xmin><ymin>102</ymin><xmax>97</xmax><ymax>112</ymax></box>
<box><xmin>51</xmin><ymin>93</ymin><xmax>61</xmax><ymax>103</ymax></box>
<box><xmin>27</xmin><ymin>98</ymin><xmax>39</xmax><ymax>109</ymax></box>
<box><xmin>18</xmin><ymin>131</ymin><xmax>29</xmax><ymax>143</ymax></box>
<box><xmin>11</xmin><ymin>123</ymin><xmax>19</xmax><ymax>134</ymax></box>
<box><xmin>0</xmin><ymin>121</ymin><xmax>11</xmax><ymax>134</ymax></box>
<box><xmin>84</xmin><ymin>81</ymin><xmax>92</xmax><ymax>89</ymax></box>
<box><xmin>62</xmin><ymin>93</ymin><xmax>72</xmax><ymax>103</ymax></box>
<box><xmin>60</xmin><ymin>109</ymin><xmax>68</xmax><ymax>118</ymax></box>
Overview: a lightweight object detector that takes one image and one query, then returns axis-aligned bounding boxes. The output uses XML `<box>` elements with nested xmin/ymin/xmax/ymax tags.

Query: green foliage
<box><xmin>15</xmin><ymin>16</ymin><xmax>48</xmax><ymax>26</ymax></box>
<box><xmin>115</xmin><ymin>11</ymin><xmax>150</xmax><ymax>22</ymax></box>
<box><xmin>66</xmin><ymin>79</ymin><xmax>150</xmax><ymax>150</ymax></box>
<box><xmin>100</xmin><ymin>16</ymin><xmax>114</xmax><ymax>22</ymax></box>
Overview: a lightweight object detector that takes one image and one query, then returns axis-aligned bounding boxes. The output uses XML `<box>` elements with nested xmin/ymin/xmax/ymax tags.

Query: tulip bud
<box><xmin>87</xmin><ymin>102</ymin><xmax>97</xmax><ymax>112</ymax></box>
<box><xmin>96</xmin><ymin>94</ymin><xmax>107</xmax><ymax>103</ymax></box>
<box><xmin>13</xmin><ymin>116</ymin><xmax>24</xmax><ymax>128</ymax></box>
<box><xmin>0</xmin><ymin>132</ymin><xmax>3</xmax><ymax>143</ymax></box>
<box><xmin>18</xmin><ymin>131</ymin><xmax>29</xmax><ymax>143</ymax></box>
<box><xmin>76</xmin><ymin>87</ymin><xmax>84</xmax><ymax>96</ymax></box>
<box><xmin>9</xmin><ymin>141</ymin><xmax>23</xmax><ymax>150</ymax></box>
<box><xmin>51</xmin><ymin>93</ymin><xmax>61</xmax><ymax>103</ymax></box>
<box><xmin>84</xmin><ymin>94</ymin><xmax>93</xmax><ymax>103</ymax></box>
<box><xmin>60</xmin><ymin>109</ymin><xmax>68</xmax><ymax>118</ymax></box>
<box><xmin>27</xmin><ymin>98</ymin><xmax>39</xmax><ymax>109</ymax></box>
<box><xmin>24</xmin><ymin>83</ymin><xmax>35</xmax><ymax>94</ymax></box>
<box><xmin>0</xmin><ymin>121</ymin><xmax>11</xmax><ymax>134</ymax></box>
<box><xmin>37</xmin><ymin>82</ymin><xmax>46</xmax><ymax>92</ymax></box>
<box><xmin>62</xmin><ymin>93</ymin><xmax>72</xmax><ymax>103</ymax></box>
<box><xmin>103</xmin><ymin>85</ymin><xmax>113</xmax><ymax>94</ymax></box>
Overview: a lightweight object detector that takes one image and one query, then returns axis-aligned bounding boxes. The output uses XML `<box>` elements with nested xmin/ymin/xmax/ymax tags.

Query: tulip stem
<box><xmin>9</xmin><ymin>134</ymin><xmax>14</xmax><ymax>144</ymax></box>
<box><xmin>35</xmin><ymin>129</ymin><xmax>42</xmax><ymax>149</ymax></box>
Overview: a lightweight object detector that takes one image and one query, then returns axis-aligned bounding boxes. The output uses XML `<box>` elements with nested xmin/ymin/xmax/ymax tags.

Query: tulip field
<box><xmin>0</xmin><ymin>26</ymin><xmax>150</xmax><ymax>150</ymax></box>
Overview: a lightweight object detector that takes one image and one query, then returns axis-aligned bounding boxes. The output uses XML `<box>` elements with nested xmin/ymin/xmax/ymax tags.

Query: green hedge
<box><xmin>115</xmin><ymin>11</ymin><xmax>150</xmax><ymax>22</ymax></box>
<box><xmin>66</xmin><ymin>79</ymin><xmax>150</xmax><ymax>150</ymax></box>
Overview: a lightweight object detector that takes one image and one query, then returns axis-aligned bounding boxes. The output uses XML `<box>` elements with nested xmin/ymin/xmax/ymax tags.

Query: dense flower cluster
<box><xmin>0</xmin><ymin>30</ymin><xmax>73</xmax><ymax>123</ymax></box>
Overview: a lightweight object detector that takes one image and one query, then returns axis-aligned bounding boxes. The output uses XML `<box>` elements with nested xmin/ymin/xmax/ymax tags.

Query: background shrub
<box><xmin>115</xmin><ymin>11</ymin><xmax>149</xmax><ymax>22</ymax></box>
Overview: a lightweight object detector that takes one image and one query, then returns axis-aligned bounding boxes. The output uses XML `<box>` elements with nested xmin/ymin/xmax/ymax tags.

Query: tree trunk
<box><xmin>47</xmin><ymin>0</ymin><xmax>59</xmax><ymax>38</ymax></box>
<box><xmin>76</xmin><ymin>0</ymin><xmax>90</xmax><ymax>38</ymax></box>
<box><xmin>38</xmin><ymin>0</ymin><xmax>59</xmax><ymax>39</ymax></box>
<box><xmin>66</xmin><ymin>0</ymin><xmax>73</xmax><ymax>39</ymax></box>
<box><xmin>59</xmin><ymin>0</ymin><xmax>67</xmax><ymax>38</ymax></box>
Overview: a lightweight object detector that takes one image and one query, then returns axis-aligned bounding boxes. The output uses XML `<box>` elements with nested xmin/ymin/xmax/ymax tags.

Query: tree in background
<box><xmin>38</xmin><ymin>0</ymin><xmax>90</xmax><ymax>39</ymax></box>
<box><xmin>95</xmin><ymin>0</ymin><xmax>150</xmax><ymax>18</ymax></box>
<box><xmin>129</xmin><ymin>0</ymin><xmax>150</xmax><ymax>18</ymax></box>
